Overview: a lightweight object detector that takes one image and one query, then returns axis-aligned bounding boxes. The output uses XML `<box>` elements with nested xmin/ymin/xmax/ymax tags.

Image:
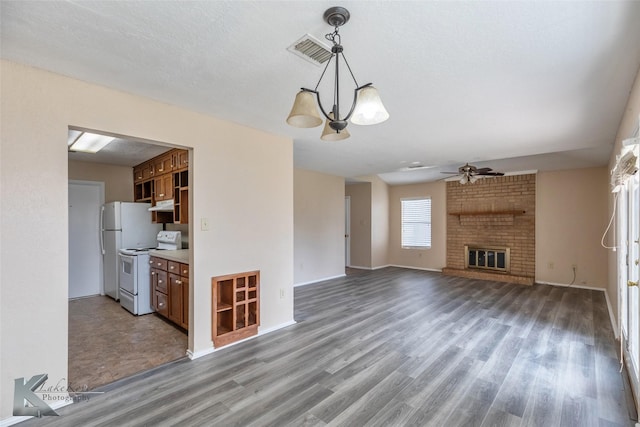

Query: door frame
<box><xmin>345</xmin><ymin>196</ymin><xmax>351</xmax><ymax>267</ymax></box>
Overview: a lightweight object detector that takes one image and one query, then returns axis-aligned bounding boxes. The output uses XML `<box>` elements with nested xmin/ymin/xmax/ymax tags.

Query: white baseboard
<box><xmin>186</xmin><ymin>344</ymin><xmax>215</xmax><ymax>360</ymax></box>
<box><xmin>1</xmin><ymin>398</ymin><xmax>73</xmax><ymax>427</ymax></box>
<box><xmin>535</xmin><ymin>280</ymin><xmax>606</xmax><ymax>291</ymax></box>
<box><xmin>187</xmin><ymin>320</ymin><xmax>298</xmax><ymax>359</ymax></box>
<box><xmin>389</xmin><ymin>264</ymin><xmax>443</xmax><ymax>273</ymax></box>
<box><xmin>347</xmin><ymin>265</ymin><xmax>372</xmax><ymax>270</ymax></box>
<box><xmin>294</xmin><ymin>274</ymin><xmax>346</xmax><ymax>287</ymax></box>
<box><xmin>604</xmin><ymin>289</ymin><xmax>619</xmax><ymax>339</ymax></box>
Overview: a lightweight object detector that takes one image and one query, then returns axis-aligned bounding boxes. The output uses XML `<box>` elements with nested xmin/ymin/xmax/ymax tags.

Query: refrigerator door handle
<box><xmin>100</xmin><ymin>205</ymin><xmax>105</xmax><ymax>255</ymax></box>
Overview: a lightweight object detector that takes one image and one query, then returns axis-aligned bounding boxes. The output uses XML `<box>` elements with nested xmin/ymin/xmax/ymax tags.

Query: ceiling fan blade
<box><xmin>477</xmin><ymin>171</ymin><xmax>504</xmax><ymax>176</ymax></box>
<box><xmin>475</xmin><ymin>167</ymin><xmax>493</xmax><ymax>173</ymax></box>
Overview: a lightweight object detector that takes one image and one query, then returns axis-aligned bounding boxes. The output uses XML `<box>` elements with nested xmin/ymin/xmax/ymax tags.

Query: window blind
<box><xmin>401</xmin><ymin>198</ymin><xmax>431</xmax><ymax>248</ymax></box>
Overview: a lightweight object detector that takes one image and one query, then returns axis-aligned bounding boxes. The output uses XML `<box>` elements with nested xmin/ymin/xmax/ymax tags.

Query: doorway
<box><xmin>67</xmin><ymin>128</ymin><xmax>190</xmax><ymax>390</ymax></box>
<box><xmin>619</xmin><ymin>143</ymin><xmax>640</xmax><ymax>411</ymax></box>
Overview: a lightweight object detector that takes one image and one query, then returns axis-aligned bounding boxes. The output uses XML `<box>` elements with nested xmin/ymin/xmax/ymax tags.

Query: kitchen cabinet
<box><xmin>173</xmin><ymin>149</ymin><xmax>189</xmax><ymax>170</ymax></box>
<box><xmin>153</xmin><ymin>173</ymin><xmax>173</xmax><ymax>202</ymax></box>
<box><xmin>133</xmin><ymin>148</ymin><xmax>189</xmax><ymax>224</ymax></box>
<box><xmin>153</xmin><ymin>153</ymin><xmax>173</xmax><ymax>176</ymax></box>
<box><xmin>212</xmin><ymin>270</ymin><xmax>259</xmax><ymax>347</ymax></box>
<box><xmin>150</xmin><ymin>256</ymin><xmax>189</xmax><ymax>329</ymax></box>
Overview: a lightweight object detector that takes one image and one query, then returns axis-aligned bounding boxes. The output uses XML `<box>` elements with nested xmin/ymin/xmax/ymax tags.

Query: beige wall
<box><xmin>345</xmin><ymin>182</ymin><xmax>372</xmax><ymax>268</ymax></box>
<box><xmin>388</xmin><ymin>181</ymin><xmax>447</xmax><ymax>270</ymax></box>
<box><xmin>68</xmin><ymin>160</ymin><xmax>134</xmax><ymax>202</ymax></box>
<box><xmin>536</xmin><ymin>168</ymin><xmax>609</xmax><ymax>288</ymax></box>
<box><xmin>294</xmin><ymin>169</ymin><xmax>345</xmax><ymax>285</ymax></box>
<box><xmin>608</xmin><ymin>66</ymin><xmax>640</xmax><ymax>330</ymax></box>
<box><xmin>369</xmin><ymin>175</ymin><xmax>389</xmax><ymax>268</ymax></box>
<box><xmin>0</xmin><ymin>60</ymin><xmax>293</xmax><ymax>419</ymax></box>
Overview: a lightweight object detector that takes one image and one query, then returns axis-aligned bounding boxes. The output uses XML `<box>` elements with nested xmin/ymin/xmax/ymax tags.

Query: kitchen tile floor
<box><xmin>68</xmin><ymin>295</ymin><xmax>187</xmax><ymax>391</ymax></box>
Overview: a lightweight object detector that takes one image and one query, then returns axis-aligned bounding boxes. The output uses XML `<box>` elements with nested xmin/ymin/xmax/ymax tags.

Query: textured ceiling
<box><xmin>2</xmin><ymin>1</ymin><xmax>640</xmax><ymax>183</ymax></box>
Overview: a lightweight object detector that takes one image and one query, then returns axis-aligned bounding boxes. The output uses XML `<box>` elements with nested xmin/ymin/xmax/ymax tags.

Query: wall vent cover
<box><xmin>287</xmin><ymin>34</ymin><xmax>332</xmax><ymax>66</ymax></box>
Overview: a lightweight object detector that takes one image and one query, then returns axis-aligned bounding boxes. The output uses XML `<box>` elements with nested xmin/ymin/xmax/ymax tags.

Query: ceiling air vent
<box><xmin>287</xmin><ymin>34</ymin><xmax>332</xmax><ymax>66</ymax></box>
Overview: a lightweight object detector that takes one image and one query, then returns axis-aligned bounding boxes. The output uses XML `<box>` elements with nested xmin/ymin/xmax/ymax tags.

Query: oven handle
<box><xmin>119</xmin><ymin>253</ymin><xmax>135</xmax><ymax>264</ymax></box>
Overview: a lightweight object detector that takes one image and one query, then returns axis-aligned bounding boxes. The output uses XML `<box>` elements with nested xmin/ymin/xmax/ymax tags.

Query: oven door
<box><xmin>118</xmin><ymin>253</ymin><xmax>137</xmax><ymax>295</ymax></box>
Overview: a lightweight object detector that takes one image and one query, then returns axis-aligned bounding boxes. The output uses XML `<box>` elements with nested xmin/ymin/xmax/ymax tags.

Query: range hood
<box><xmin>148</xmin><ymin>199</ymin><xmax>174</xmax><ymax>212</ymax></box>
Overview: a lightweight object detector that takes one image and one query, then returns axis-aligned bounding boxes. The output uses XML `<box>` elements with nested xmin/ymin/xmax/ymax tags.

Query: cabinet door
<box><xmin>154</xmin><ymin>291</ymin><xmax>168</xmax><ymax>317</ymax></box>
<box><xmin>181</xmin><ymin>276</ymin><xmax>189</xmax><ymax>329</ymax></box>
<box><xmin>155</xmin><ymin>270</ymin><xmax>168</xmax><ymax>294</ymax></box>
<box><xmin>133</xmin><ymin>166</ymin><xmax>144</xmax><ymax>183</ymax></box>
<box><xmin>168</xmin><ymin>273</ymin><xmax>183</xmax><ymax>325</ymax></box>
<box><xmin>175</xmin><ymin>150</ymin><xmax>189</xmax><ymax>170</ymax></box>
<box><xmin>141</xmin><ymin>162</ymin><xmax>153</xmax><ymax>180</ymax></box>
<box><xmin>154</xmin><ymin>153</ymin><xmax>173</xmax><ymax>175</ymax></box>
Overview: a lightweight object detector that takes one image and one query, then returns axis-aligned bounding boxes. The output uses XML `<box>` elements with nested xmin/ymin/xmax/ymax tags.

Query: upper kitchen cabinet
<box><xmin>133</xmin><ymin>148</ymin><xmax>189</xmax><ymax>224</ymax></box>
<box><xmin>173</xmin><ymin>150</ymin><xmax>189</xmax><ymax>170</ymax></box>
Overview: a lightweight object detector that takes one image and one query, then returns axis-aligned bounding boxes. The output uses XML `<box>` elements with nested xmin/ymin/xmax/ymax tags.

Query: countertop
<box><xmin>148</xmin><ymin>249</ymin><xmax>189</xmax><ymax>263</ymax></box>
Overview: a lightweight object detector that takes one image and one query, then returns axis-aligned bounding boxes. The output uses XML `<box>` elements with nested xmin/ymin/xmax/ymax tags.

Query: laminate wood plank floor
<box><xmin>67</xmin><ymin>296</ymin><xmax>187</xmax><ymax>390</ymax></box>
<box><xmin>23</xmin><ymin>268</ymin><xmax>633</xmax><ymax>426</ymax></box>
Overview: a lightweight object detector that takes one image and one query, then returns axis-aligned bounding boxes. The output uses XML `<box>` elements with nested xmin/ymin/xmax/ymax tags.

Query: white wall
<box><xmin>293</xmin><ymin>169</ymin><xmax>345</xmax><ymax>285</ymax></box>
<box><xmin>0</xmin><ymin>60</ymin><xmax>294</xmax><ymax>419</ymax></box>
<box><xmin>388</xmin><ymin>181</ymin><xmax>447</xmax><ymax>270</ymax></box>
<box><xmin>536</xmin><ymin>168</ymin><xmax>609</xmax><ymax>287</ymax></box>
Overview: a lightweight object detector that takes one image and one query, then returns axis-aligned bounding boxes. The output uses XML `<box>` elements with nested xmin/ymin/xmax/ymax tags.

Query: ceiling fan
<box><xmin>441</xmin><ymin>163</ymin><xmax>505</xmax><ymax>184</ymax></box>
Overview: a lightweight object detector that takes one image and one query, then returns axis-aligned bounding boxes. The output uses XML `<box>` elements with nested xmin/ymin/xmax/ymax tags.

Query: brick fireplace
<box><xmin>442</xmin><ymin>174</ymin><xmax>536</xmax><ymax>285</ymax></box>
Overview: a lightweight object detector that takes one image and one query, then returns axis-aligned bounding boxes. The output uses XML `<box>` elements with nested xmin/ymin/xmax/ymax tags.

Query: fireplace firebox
<box><xmin>465</xmin><ymin>246</ymin><xmax>510</xmax><ymax>273</ymax></box>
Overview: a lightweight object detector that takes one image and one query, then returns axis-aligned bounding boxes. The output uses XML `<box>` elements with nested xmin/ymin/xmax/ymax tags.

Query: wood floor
<box><xmin>68</xmin><ymin>296</ymin><xmax>187</xmax><ymax>390</ymax></box>
<box><xmin>24</xmin><ymin>268</ymin><xmax>633</xmax><ymax>426</ymax></box>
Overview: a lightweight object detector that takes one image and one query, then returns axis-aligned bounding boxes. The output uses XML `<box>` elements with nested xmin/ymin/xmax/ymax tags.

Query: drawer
<box><xmin>180</xmin><ymin>263</ymin><xmax>189</xmax><ymax>278</ymax></box>
<box><xmin>150</xmin><ymin>257</ymin><xmax>168</xmax><ymax>270</ymax></box>
<box><xmin>168</xmin><ymin>261</ymin><xmax>181</xmax><ymax>274</ymax></box>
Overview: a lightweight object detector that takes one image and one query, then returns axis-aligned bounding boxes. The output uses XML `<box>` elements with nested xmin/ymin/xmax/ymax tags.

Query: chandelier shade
<box><xmin>286</xmin><ymin>6</ymin><xmax>388</xmax><ymax>140</ymax></box>
<box><xmin>350</xmin><ymin>85</ymin><xmax>389</xmax><ymax>125</ymax></box>
<box><xmin>286</xmin><ymin>90</ymin><xmax>323</xmax><ymax>128</ymax></box>
<box><xmin>321</xmin><ymin>113</ymin><xmax>351</xmax><ymax>141</ymax></box>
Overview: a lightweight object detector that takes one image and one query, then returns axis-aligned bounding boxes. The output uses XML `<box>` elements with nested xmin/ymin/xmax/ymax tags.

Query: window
<box><xmin>401</xmin><ymin>197</ymin><xmax>431</xmax><ymax>248</ymax></box>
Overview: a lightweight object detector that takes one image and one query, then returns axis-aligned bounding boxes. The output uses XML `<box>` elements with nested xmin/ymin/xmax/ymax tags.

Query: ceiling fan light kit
<box><xmin>286</xmin><ymin>6</ymin><xmax>389</xmax><ymax>141</ymax></box>
<box><xmin>443</xmin><ymin>163</ymin><xmax>505</xmax><ymax>184</ymax></box>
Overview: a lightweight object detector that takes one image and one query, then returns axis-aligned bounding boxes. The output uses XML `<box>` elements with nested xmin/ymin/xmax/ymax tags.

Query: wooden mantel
<box><xmin>448</xmin><ymin>209</ymin><xmax>526</xmax><ymax>218</ymax></box>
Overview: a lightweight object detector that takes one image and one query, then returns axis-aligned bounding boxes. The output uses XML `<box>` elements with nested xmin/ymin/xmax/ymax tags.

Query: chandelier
<box><xmin>286</xmin><ymin>6</ymin><xmax>389</xmax><ymax>141</ymax></box>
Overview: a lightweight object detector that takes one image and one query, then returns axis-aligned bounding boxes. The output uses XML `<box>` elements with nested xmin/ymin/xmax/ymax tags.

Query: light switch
<box><xmin>201</xmin><ymin>217</ymin><xmax>209</xmax><ymax>231</ymax></box>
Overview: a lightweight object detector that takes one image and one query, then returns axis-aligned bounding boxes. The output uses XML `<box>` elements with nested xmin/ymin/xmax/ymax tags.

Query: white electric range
<box><xmin>118</xmin><ymin>247</ymin><xmax>154</xmax><ymax>315</ymax></box>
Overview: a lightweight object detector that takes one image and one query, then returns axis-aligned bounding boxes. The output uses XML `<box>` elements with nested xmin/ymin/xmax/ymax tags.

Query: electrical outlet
<box><xmin>548</xmin><ymin>262</ymin><xmax>554</xmax><ymax>270</ymax></box>
<box><xmin>279</xmin><ymin>288</ymin><xmax>285</xmax><ymax>299</ymax></box>
<box><xmin>201</xmin><ymin>217</ymin><xmax>209</xmax><ymax>231</ymax></box>
<box><xmin>572</xmin><ymin>264</ymin><xmax>577</xmax><ymax>269</ymax></box>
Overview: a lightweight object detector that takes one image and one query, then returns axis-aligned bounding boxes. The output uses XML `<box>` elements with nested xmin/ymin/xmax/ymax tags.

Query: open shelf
<box><xmin>448</xmin><ymin>210</ymin><xmax>526</xmax><ymax>217</ymax></box>
<box><xmin>212</xmin><ymin>271</ymin><xmax>260</xmax><ymax>347</ymax></box>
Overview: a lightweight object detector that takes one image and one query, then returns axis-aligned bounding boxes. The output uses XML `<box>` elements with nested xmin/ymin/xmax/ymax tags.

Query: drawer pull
<box><xmin>157</xmin><ymin>262</ymin><xmax>162</xmax><ymax>266</ymax></box>
<box><xmin>170</xmin><ymin>265</ymin><xmax>174</xmax><ymax>270</ymax></box>
<box><xmin>176</xmin><ymin>280</ymin><xmax>182</xmax><ymax>284</ymax></box>
<box><xmin>149</xmin><ymin>260</ymin><xmax>154</xmax><ymax>264</ymax></box>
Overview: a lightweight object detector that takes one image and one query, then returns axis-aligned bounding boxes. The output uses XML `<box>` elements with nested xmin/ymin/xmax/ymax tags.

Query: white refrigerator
<box><xmin>101</xmin><ymin>202</ymin><xmax>161</xmax><ymax>300</ymax></box>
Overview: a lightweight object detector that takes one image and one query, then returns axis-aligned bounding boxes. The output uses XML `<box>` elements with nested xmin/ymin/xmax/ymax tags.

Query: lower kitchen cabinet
<box><xmin>150</xmin><ymin>256</ymin><xmax>189</xmax><ymax>329</ymax></box>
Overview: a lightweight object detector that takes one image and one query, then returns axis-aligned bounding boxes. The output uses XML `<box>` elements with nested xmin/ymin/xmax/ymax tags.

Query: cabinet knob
<box><xmin>158</xmin><ymin>280</ymin><xmax>163</xmax><ymax>284</ymax></box>
<box><xmin>149</xmin><ymin>260</ymin><xmax>154</xmax><ymax>264</ymax></box>
<box><xmin>170</xmin><ymin>265</ymin><xmax>174</xmax><ymax>270</ymax></box>
<box><xmin>157</xmin><ymin>262</ymin><xmax>162</xmax><ymax>266</ymax></box>
<box><xmin>151</xmin><ymin>272</ymin><xmax>155</xmax><ymax>276</ymax></box>
<box><xmin>183</xmin><ymin>270</ymin><xmax>187</xmax><ymax>274</ymax></box>
<box><xmin>159</xmin><ymin>193</ymin><xmax>164</xmax><ymax>197</ymax></box>
<box><xmin>176</xmin><ymin>280</ymin><xmax>182</xmax><ymax>284</ymax></box>
<box><xmin>159</xmin><ymin>302</ymin><xmax>165</xmax><ymax>307</ymax></box>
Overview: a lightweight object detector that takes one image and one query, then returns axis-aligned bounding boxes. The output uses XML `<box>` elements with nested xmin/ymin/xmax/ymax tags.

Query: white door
<box><xmin>69</xmin><ymin>181</ymin><xmax>104</xmax><ymax>299</ymax></box>
<box><xmin>345</xmin><ymin>196</ymin><xmax>351</xmax><ymax>267</ymax></box>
